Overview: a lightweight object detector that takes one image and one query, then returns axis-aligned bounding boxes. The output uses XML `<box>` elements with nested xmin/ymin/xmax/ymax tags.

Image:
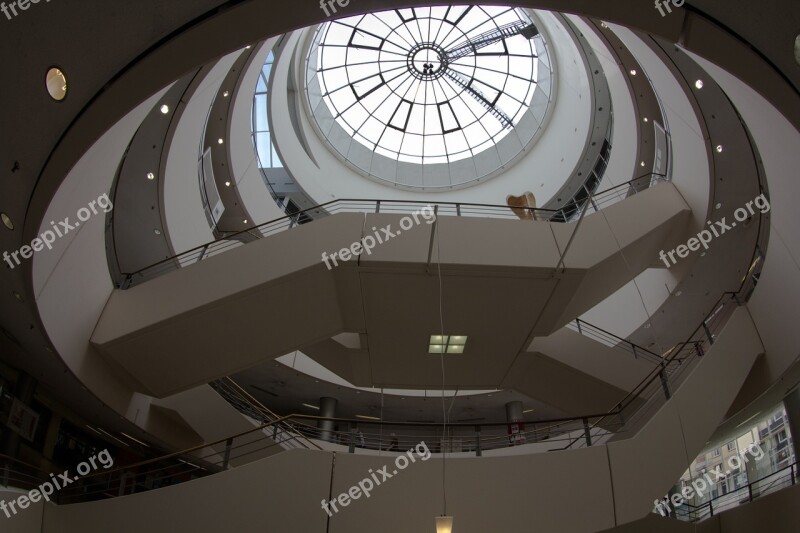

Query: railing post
<box><xmin>456</xmin><ymin>204</ymin><xmax>462</xmax><ymax>216</ymax></box>
<box><xmin>348</xmin><ymin>423</ymin><xmax>356</xmax><ymax>454</ymax></box>
<box><xmin>748</xmin><ymin>482</ymin><xmax>754</xmax><ymax>502</ymax></box>
<box><xmin>583</xmin><ymin>418</ymin><xmax>592</xmax><ymax>447</ymax></box>
<box><xmin>703</xmin><ymin>321</ymin><xmax>715</xmax><ymax>345</ymax></box>
<box><xmin>197</xmin><ymin>244</ymin><xmax>210</xmax><ymax>262</ymax></box>
<box><xmin>632</xmin><ymin>343</ymin><xmax>638</xmax><ymax>359</ymax></box>
<box><xmin>792</xmin><ymin>463</ymin><xmax>796</xmax><ymax>485</ymax></box>
<box><xmin>223</xmin><ymin>437</ymin><xmax>233</xmax><ymax>470</ymax></box>
<box><xmin>118</xmin><ymin>471</ymin><xmax>128</xmax><ymax>497</ymax></box>
<box><xmin>475</xmin><ymin>425</ymin><xmax>482</xmax><ymax>457</ymax></box>
<box><xmin>660</xmin><ymin>365</ymin><xmax>671</xmax><ymax>400</ymax></box>
<box><xmin>576</xmin><ymin>319</ymin><xmax>582</xmax><ymax>335</ymax></box>
<box><xmin>708</xmin><ymin>500</ymin><xmax>713</xmax><ymax>517</ymax></box>
<box><xmin>376</xmin><ymin>200</ymin><xmax>381</xmax><ymax>214</ymax></box>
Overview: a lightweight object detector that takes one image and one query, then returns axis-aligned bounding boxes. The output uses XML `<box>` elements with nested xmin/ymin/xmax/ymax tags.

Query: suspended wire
<box><xmin>434</xmin><ymin>208</ymin><xmax>448</xmax><ymax>516</ymax></box>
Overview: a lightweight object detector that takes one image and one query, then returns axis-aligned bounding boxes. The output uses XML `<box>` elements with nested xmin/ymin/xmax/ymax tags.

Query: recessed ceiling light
<box><xmin>160</xmin><ymin>104</ymin><xmax>170</xmax><ymax>114</ymax></box>
<box><xmin>147</xmin><ymin>172</ymin><xmax>156</xmax><ymax>181</ymax></box>
<box><xmin>643</xmin><ymin>117</ymin><xmax>649</xmax><ymax>122</ymax></box>
<box><xmin>302</xmin><ymin>403</ymin><xmax>320</xmax><ymax>410</ymax></box>
<box><xmin>716</xmin><ymin>145</ymin><xmax>724</xmax><ymax>153</ymax></box>
<box><xmin>695</xmin><ymin>80</ymin><xmax>704</xmax><ymax>89</ymax></box>
<box><xmin>223</xmin><ymin>91</ymin><xmax>230</xmax><ymax>98</ymax></box>
<box><xmin>796</xmin><ymin>34</ymin><xmax>800</xmax><ymax>66</ymax></box>
<box><xmin>644</xmin><ymin>323</ymin><xmax>652</xmax><ymax>329</ymax></box>
<box><xmin>154</xmin><ymin>229</ymin><xmax>162</xmax><ymax>235</ymax></box>
<box><xmin>630</xmin><ymin>69</ymin><xmax>637</xmax><ymax>76</ymax></box>
<box><xmin>13</xmin><ymin>291</ymin><xmax>23</xmax><ymax>301</ymax></box>
<box><xmin>45</xmin><ymin>67</ymin><xmax>67</xmax><ymax>101</ymax></box>
<box><xmin>218</xmin><ymin>138</ymin><xmax>224</xmax><ymax>145</ymax></box>
<box><xmin>640</xmin><ymin>161</ymin><xmax>646</xmax><ymax>167</ymax></box>
<box><xmin>1</xmin><ymin>213</ymin><xmax>13</xmax><ymax>230</ymax></box>
<box><xmin>715</xmin><ymin>203</ymin><xmax>722</xmax><ymax>209</ymax></box>
<box><xmin>429</xmin><ymin>334</ymin><xmax>468</xmax><ymax>354</ymax></box>
<box><xmin>243</xmin><ymin>219</ymin><xmax>248</xmax><ymax>224</ymax></box>
<box><xmin>675</xmin><ymin>291</ymin><xmax>682</xmax><ymax>296</ymax></box>
<box><xmin>225</xmin><ymin>181</ymin><xmax>231</xmax><ymax>187</ymax></box>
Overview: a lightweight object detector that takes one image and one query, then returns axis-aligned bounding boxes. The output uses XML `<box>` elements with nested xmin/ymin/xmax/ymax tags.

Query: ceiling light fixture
<box><xmin>355</xmin><ymin>414</ymin><xmax>381</xmax><ymax>421</ymax></box>
<box><xmin>695</xmin><ymin>79</ymin><xmax>704</xmax><ymax>89</ymax></box>
<box><xmin>218</xmin><ymin>138</ymin><xmax>224</xmax><ymax>145</ymax></box>
<box><xmin>630</xmin><ymin>69</ymin><xmax>637</xmax><ymax>76</ymax></box>
<box><xmin>523</xmin><ymin>408</ymin><xmax>535</xmax><ymax>414</ymax></box>
<box><xmin>716</xmin><ymin>145</ymin><xmax>724</xmax><ymax>153</ymax></box>
<box><xmin>225</xmin><ymin>181</ymin><xmax>231</xmax><ymax>187</ymax></box>
<box><xmin>45</xmin><ymin>67</ymin><xmax>67</xmax><ymax>101</ymax></box>
<box><xmin>429</xmin><ymin>335</ymin><xmax>468</xmax><ymax>354</ymax></box>
<box><xmin>223</xmin><ymin>90</ymin><xmax>230</xmax><ymax>98</ymax></box>
<box><xmin>436</xmin><ymin>516</ymin><xmax>454</xmax><ymax>533</ymax></box>
<box><xmin>1</xmin><ymin>213</ymin><xmax>13</xmax><ymax>230</ymax></box>
<box><xmin>154</xmin><ymin>229</ymin><xmax>162</xmax><ymax>236</ymax></box>
<box><xmin>147</xmin><ymin>172</ymin><xmax>155</xmax><ymax>181</ymax></box>
<box><xmin>302</xmin><ymin>403</ymin><xmax>320</xmax><ymax>410</ymax></box>
<box><xmin>160</xmin><ymin>104</ymin><xmax>170</xmax><ymax>114</ymax></box>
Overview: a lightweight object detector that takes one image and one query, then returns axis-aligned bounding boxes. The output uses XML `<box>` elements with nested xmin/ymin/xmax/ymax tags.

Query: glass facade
<box><xmin>253</xmin><ymin>52</ymin><xmax>284</xmax><ymax>169</ymax></box>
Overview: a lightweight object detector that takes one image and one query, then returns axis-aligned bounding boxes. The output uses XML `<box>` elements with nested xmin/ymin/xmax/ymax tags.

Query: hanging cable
<box><xmin>434</xmin><ymin>207</ymin><xmax>448</xmax><ymax>516</ymax></box>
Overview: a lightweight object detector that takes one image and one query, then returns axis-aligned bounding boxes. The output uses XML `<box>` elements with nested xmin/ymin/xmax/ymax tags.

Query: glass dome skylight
<box><xmin>311</xmin><ymin>6</ymin><xmax>539</xmax><ymax>164</ymax></box>
<box><xmin>305</xmin><ymin>6</ymin><xmax>554</xmax><ymax>190</ymax></box>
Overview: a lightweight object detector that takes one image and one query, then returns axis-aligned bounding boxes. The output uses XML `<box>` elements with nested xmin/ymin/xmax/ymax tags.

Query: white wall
<box><xmin>684</xmin><ymin>49</ymin><xmax>800</xmax><ymax>395</ymax></box>
<box><xmin>32</xmin><ymin>90</ymin><xmax>168</xmax><ymax>419</ymax></box>
<box><xmin>579</xmin><ymin>25</ymin><xmax>710</xmax><ymax>338</ymax></box>
<box><xmin>228</xmin><ymin>39</ymin><xmax>287</xmax><ymax>225</ymax></box>
<box><xmin>163</xmin><ymin>51</ymin><xmax>241</xmax><ymax>254</ymax></box>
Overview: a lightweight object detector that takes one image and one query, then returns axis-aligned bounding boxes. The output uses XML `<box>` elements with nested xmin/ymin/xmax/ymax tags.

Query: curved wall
<box><xmin>163</xmin><ymin>52</ymin><xmax>241</xmax><ymax>255</ymax></box>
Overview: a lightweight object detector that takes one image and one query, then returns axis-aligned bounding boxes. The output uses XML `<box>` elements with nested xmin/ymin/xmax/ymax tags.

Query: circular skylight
<box><xmin>311</xmin><ymin>6</ymin><xmax>541</xmax><ymax>165</ymax></box>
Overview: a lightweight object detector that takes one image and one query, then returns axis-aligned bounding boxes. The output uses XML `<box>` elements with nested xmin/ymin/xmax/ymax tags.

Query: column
<box><xmin>506</xmin><ymin>401</ymin><xmax>525</xmax><ymax>445</ymax></box>
<box><xmin>318</xmin><ymin>397</ymin><xmax>338</xmax><ymax>443</ymax></box>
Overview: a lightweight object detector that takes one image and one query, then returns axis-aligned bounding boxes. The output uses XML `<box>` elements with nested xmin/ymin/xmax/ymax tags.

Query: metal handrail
<box><xmin>117</xmin><ymin>173</ymin><xmax>670</xmax><ymax>288</ymax></box>
<box><xmin>673</xmin><ymin>461</ymin><xmax>798</xmax><ymax>521</ymax></box>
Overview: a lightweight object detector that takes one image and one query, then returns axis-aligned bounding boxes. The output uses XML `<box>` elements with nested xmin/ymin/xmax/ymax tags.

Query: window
<box><xmin>726</xmin><ymin>441</ymin><xmax>736</xmax><ymax>452</ymax></box>
<box><xmin>309</xmin><ymin>6</ymin><xmax>540</xmax><ymax>164</ymax></box>
<box><xmin>253</xmin><ymin>52</ymin><xmax>284</xmax><ymax>169</ymax></box>
<box><xmin>711</xmin><ymin>448</ymin><xmax>721</xmax><ymax>458</ymax></box>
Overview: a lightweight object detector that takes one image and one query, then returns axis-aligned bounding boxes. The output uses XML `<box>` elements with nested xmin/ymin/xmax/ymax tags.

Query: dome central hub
<box><xmin>408</xmin><ymin>43</ymin><xmax>447</xmax><ymax>80</ymax></box>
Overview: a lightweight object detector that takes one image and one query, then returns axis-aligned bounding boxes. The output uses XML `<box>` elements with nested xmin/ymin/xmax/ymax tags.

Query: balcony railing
<box><xmin>116</xmin><ymin>173</ymin><xmax>669</xmax><ymax>289</ymax></box>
